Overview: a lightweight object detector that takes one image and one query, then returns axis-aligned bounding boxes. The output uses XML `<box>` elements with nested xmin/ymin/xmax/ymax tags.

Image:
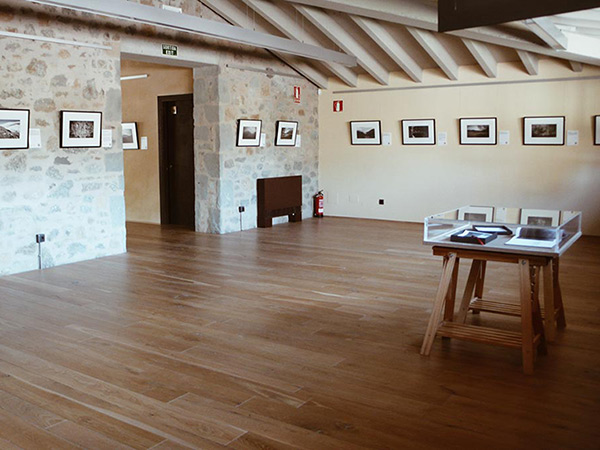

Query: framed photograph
<box><xmin>520</xmin><ymin>209</ymin><xmax>560</xmax><ymax>227</ymax></box>
<box><xmin>122</xmin><ymin>122</ymin><xmax>139</xmax><ymax>150</ymax></box>
<box><xmin>458</xmin><ymin>206</ymin><xmax>494</xmax><ymax>222</ymax></box>
<box><xmin>401</xmin><ymin>119</ymin><xmax>436</xmax><ymax>145</ymax></box>
<box><xmin>236</xmin><ymin>119</ymin><xmax>262</xmax><ymax>147</ymax></box>
<box><xmin>350</xmin><ymin>120</ymin><xmax>381</xmax><ymax>145</ymax></box>
<box><xmin>60</xmin><ymin>111</ymin><xmax>102</xmax><ymax>148</ymax></box>
<box><xmin>459</xmin><ymin>117</ymin><xmax>497</xmax><ymax>145</ymax></box>
<box><xmin>275</xmin><ymin>120</ymin><xmax>298</xmax><ymax>146</ymax></box>
<box><xmin>0</xmin><ymin>108</ymin><xmax>30</xmax><ymax>150</ymax></box>
<box><xmin>523</xmin><ymin>116</ymin><xmax>565</xmax><ymax>145</ymax></box>
<box><xmin>594</xmin><ymin>115</ymin><xmax>600</xmax><ymax>145</ymax></box>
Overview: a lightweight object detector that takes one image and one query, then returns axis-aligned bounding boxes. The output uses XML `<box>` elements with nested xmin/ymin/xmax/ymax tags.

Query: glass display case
<box><xmin>424</xmin><ymin>205</ymin><xmax>582</xmax><ymax>257</ymax></box>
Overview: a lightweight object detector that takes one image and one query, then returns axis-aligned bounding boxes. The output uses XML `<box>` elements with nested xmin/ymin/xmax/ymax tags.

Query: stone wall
<box><xmin>217</xmin><ymin>67</ymin><xmax>319</xmax><ymax>233</ymax></box>
<box><xmin>192</xmin><ymin>66</ymin><xmax>319</xmax><ymax>233</ymax></box>
<box><xmin>0</xmin><ymin>7</ymin><xmax>125</xmax><ymax>276</ymax></box>
<box><xmin>0</xmin><ymin>0</ymin><xmax>321</xmax><ymax>275</ymax></box>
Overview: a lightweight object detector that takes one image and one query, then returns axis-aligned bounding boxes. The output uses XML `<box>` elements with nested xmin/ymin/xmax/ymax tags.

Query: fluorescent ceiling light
<box><xmin>0</xmin><ymin>29</ymin><xmax>111</xmax><ymax>49</ymax></box>
<box><xmin>120</xmin><ymin>74</ymin><xmax>149</xmax><ymax>81</ymax></box>
<box><xmin>25</xmin><ymin>0</ymin><xmax>357</xmax><ymax>67</ymax></box>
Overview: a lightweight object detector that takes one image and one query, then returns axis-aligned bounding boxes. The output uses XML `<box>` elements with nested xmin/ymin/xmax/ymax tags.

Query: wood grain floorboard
<box><xmin>0</xmin><ymin>217</ymin><xmax>598</xmax><ymax>449</ymax></box>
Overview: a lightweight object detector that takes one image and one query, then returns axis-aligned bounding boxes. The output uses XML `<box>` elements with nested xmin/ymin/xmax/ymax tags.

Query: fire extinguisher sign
<box><xmin>333</xmin><ymin>100</ymin><xmax>343</xmax><ymax>112</ymax></box>
<box><xmin>293</xmin><ymin>86</ymin><xmax>301</xmax><ymax>103</ymax></box>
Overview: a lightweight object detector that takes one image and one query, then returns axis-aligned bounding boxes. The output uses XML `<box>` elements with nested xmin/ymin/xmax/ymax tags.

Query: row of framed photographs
<box><xmin>0</xmin><ymin>108</ymin><xmax>142</xmax><ymax>150</ymax></box>
<box><xmin>350</xmin><ymin>116</ymin><xmax>600</xmax><ymax>146</ymax></box>
<box><xmin>236</xmin><ymin>119</ymin><xmax>298</xmax><ymax>147</ymax></box>
<box><xmin>458</xmin><ymin>205</ymin><xmax>566</xmax><ymax>227</ymax></box>
<box><xmin>0</xmin><ymin>108</ymin><xmax>104</xmax><ymax>149</ymax></box>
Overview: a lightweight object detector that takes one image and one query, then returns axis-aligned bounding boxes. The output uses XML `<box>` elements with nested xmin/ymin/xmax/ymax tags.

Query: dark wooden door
<box><xmin>158</xmin><ymin>94</ymin><xmax>195</xmax><ymax>228</ymax></box>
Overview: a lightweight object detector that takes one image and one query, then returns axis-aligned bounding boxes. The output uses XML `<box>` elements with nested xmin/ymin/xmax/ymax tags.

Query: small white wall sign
<box><xmin>437</xmin><ymin>132</ymin><xmax>447</xmax><ymax>146</ymax></box>
<box><xmin>29</xmin><ymin>128</ymin><xmax>42</xmax><ymax>148</ymax></box>
<box><xmin>499</xmin><ymin>130</ymin><xmax>510</xmax><ymax>145</ymax></box>
<box><xmin>567</xmin><ymin>130</ymin><xmax>579</xmax><ymax>146</ymax></box>
<box><xmin>382</xmin><ymin>132</ymin><xmax>392</xmax><ymax>146</ymax></box>
<box><xmin>101</xmin><ymin>129</ymin><xmax>112</xmax><ymax>148</ymax></box>
<box><xmin>141</xmin><ymin>136</ymin><xmax>148</xmax><ymax>150</ymax></box>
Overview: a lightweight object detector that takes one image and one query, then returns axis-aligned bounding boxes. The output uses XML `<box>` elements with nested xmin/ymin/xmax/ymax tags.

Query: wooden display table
<box><xmin>420</xmin><ymin>246</ymin><xmax>566</xmax><ymax>374</ymax></box>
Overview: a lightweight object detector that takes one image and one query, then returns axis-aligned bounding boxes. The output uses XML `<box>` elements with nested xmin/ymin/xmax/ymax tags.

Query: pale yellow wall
<box><xmin>121</xmin><ymin>60</ymin><xmax>193</xmax><ymax>224</ymax></box>
<box><xmin>319</xmin><ymin>60</ymin><xmax>600</xmax><ymax>235</ymax></box>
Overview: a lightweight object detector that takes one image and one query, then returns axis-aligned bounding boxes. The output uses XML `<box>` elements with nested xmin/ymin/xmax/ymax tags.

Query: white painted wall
<box><xmin>319</xmin><ymin>60</ymin><xmax>600</xmax><ymax>235</ymax></box>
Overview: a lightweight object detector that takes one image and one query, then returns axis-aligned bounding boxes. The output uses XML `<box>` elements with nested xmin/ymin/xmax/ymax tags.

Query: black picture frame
<box><xmin>122</xmin><ymin>122</ymin><xmax>139</xmax><ymax>150</ymax></box>
<box><xmin>60</xmin><ymin>110</ymin><xmax>103</xmax><ymax>149</ymax></box>
<box><xmin>236</xmin><ymin>119</ymin><xmax>262</xmax><ymax>147</ymax></box>
<box><xmin>275</xmin><ymin>120</ymin><xmax>299</xmax><ymax>147</ymax></box>
<box><xmin>459</xmin><ymin>117</ymin><xmax>497</xmax><ymax>145</ymax></box>
<box><xmin>401</xmin><ymin>119</ymin><xmax>436</xmax><ymax>145</ymax></box>
<box><xmin>350</xmin><ymin>120</ymin><xmax>382</xmax><ymax>145</ymax></box>
<box><xmin>0</xmin><ymin>108</ymin><xmax>30</xmax><ymax>150</ymax></box>
<box><xmin>523</xmin><ymin>116</ymin><xmax>565</xmax><ymax>146</ymax></box>
<box><xmin>594</xmin><ymin>115</ymin><xmax>600</xmax><ymax>146</ymax></box>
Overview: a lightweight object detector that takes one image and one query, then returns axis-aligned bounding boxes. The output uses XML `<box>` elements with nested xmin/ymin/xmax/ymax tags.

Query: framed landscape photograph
<box><xmin>458</xmin><ymin>206</ymin><xmax>494</xmax><ymax>222</ymax></box>
<box><xmin>350</xmin><ymin>120</ymin><xmax>381</xmax><ymax>145</ymax></box>
<box><xmin>60</xmin><ymin>110</ymin><xmax>102</xmax><ymax>148</ymax></box>
<box><xmin>523</xmin><ymin>116</ymin><xmax>565</xmax><ymax>145</ymax></box>
<box><xmin>459</xmin><ymin>117</ymin><xmax>497</xmax><ymax>145</ymax></box>
<box><xmin>520</xmin><ymin>209</ymin><xmax>560</xmax><ymax>227</ymax></box>
<box><xmin>122</xmin><ymin>122</ymin><xmax>139</xmax><ymax>150</ymax></box>
<box><xmin>275</xmin><ymin>120</ymin><xmax>298</xmax><ymax>146</ymax></box>
<box><xmin>401</xmin><ymin>119</ymin><xmax>436</xmax><ymax>145</ymax></box>
<box><xmin>236</xmin><ymin>119</ymin><xmax>262</xmax><ymax>147</ymax></box>
<box><xmin>0</xmin><ymin>108</ymin><xmax>30</xmax><ymax>150</ymax></box>
<box><xmin>595</xmin><ymin>115</ymin><xmax>599</xmax><ymax>145</ymax></box>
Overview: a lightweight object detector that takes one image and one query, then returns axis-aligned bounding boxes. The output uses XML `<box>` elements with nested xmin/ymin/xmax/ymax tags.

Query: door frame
<box><xmin>157</xmin><ymin>93</ymin><xmax>194</xmax><ymax>225</ymax></box>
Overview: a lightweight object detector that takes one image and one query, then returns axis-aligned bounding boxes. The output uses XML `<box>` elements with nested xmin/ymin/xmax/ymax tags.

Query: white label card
<box><xmin>437</xmin><ymin>132</ymin><xmax>447</xmax><ymax>146</ymax></box>
<box><xmin>260</xmin><ymin>133</ymin><xmax>266</xmax><ymax>147</ymax></box>
<box><xmin>101</xmin><ymin>129</ymin><xmax>113</xmax><ymax>148</ymax></box>
<box><xmin>295</xmin><ymin>135</ymin><xmax>301</xmax><ymax>148</ymax></box>
<box><xmin>382</xmin><ymin>132</ymin><xmax>392</xmax><ymax>146</ymax></box>
<box><xmin>567</xmin><ymin>130</ymin><xmax>579</xmax><ymax>146</ymax></box>
<box><xmin>29</xmin><ymin>128</ymin><xmax>42</xmax><ymax>148</ymax></box>
<box><xmin>141</xmin><ymin>136</ymin><xmax>148</xmax><ymax>150</ymax></box>
<box><xmin>499</xmin><ymin>130</ymin><xmax>510</xmax><ymax>145</ymax></box>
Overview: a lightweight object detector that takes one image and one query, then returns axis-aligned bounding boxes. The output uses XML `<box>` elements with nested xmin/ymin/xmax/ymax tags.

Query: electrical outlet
<box><xmin>379</xmin><ymin>199</ymin><xmax>385</xmax><ymax>205</ymax></box>
<box><xmin>36</xmin><ymin>233</ymin><xmax>45</xmax><ymax>243</ymax></box>
<box><xmin>238</xmin><ymin>206</ymin><xmax>245</xmax><ymax>213</ymax></box>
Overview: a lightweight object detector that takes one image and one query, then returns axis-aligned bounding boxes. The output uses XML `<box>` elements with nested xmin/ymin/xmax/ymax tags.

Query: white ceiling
<box><xmin>199</xmin><ymin>0</ymin><xmax>600</xmax><ymax>88</ymax></box>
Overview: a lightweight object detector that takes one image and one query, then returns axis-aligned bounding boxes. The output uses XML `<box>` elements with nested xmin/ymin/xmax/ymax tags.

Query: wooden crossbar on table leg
<box><xmin>543</xmin><ymin>260</ymin><xmax>556</xmax><ymax>342</ymax></box>
<box><xmin>421</xmin><ymin>253</ymin><xmax>457</xmax><ymax>356</ymax></box>
<box><xmin>443</xmin><ymin>257</ymin><xmax>460</xmax><ymax>322</ymax></box>
<box><xmin>456</xmin><ymin>260</ymin><xmax>481</xmax><ymax>323</ymax></box>
<box><xmin>472</xmin><ymin>260</ymin><xmax>487</xmax><ymax>314</ymax></box>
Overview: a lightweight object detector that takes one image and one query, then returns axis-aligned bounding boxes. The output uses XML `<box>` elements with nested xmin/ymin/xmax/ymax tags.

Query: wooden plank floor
<box><xmin>0</xmin><ymin>217</ymin><xmax>598</xmax><ymax>449</ymax></box>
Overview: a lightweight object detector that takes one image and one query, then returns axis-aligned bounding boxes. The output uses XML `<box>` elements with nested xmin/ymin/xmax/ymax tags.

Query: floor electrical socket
<box><xmin>36</xmin><ymin>233</ymin><xmax>46</xmax><ymax>243</ymax></box>
<box><xmin>379</xmin><ymin>199</ymin><xmax>385</xmax><ymax>205</ymax></box>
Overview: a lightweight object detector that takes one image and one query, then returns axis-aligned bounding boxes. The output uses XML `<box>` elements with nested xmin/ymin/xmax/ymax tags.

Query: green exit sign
<box><xmin>162</xmin><ymin>44</ymin><xmax>178</xmax><ymax>57</ymax></box>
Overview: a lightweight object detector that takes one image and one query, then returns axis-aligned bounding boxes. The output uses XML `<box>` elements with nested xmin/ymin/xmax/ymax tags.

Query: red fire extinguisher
<box><xmin>313</xmin><ymin>190</ymin><xmax>324</xmax><ymax>218</ymax></box>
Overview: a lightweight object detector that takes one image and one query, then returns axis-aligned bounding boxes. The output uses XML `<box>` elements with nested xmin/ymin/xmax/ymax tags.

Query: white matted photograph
<box><xmin>458</xmin><ymin>206</ymin><xmax>494</xmax><ymax>222</ymax></box>
<box><xmin>275</xmin><ymin>120</ymin><xmax>298</xmax><ymax>147</ymax></box>
<box><xmin>122</xmin><ymin>122</ymin><xmax>139</xmax><ymax>150</ymax></box>
<box><xmin>60</xmin><ymin>110</ymin><xmax>102</xmax><ymax>148</ymax></box>
<box><xmin>350</xmin><ymin>120</ymin><xmax>381</xmax><ymax>145</ymax></box>
<box><xmin>401</xmin><ymin>119</ymin><xmax>436</xmax><ymax>145</ymax></box>
<box><xmin>594</xmin><ymin>115</ymin><xmax>600</xmax><ymax>145</ymax></box>
<box><xmin>236</xmin><ymin>119</ymin><xmax>262</xmax><ymax>147</ymax></box>
<box><xmin>460</xmin><ymin>117</ymin><xmax>497</xmax><ymax>145</ymax></box>
<box><xmin>520</xmin><ymin>209</ymin><xmax>560</xmax><ymax>227</ymax></box>
<box><xmin>0</xmin><ymin>108</ymin><xmax>30</xmax><ymax>150</ymax></box>
<box><xmin>523</xmin><ymin>116</ymin><xmax>565</xmax><ymax>145</ymax></box>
